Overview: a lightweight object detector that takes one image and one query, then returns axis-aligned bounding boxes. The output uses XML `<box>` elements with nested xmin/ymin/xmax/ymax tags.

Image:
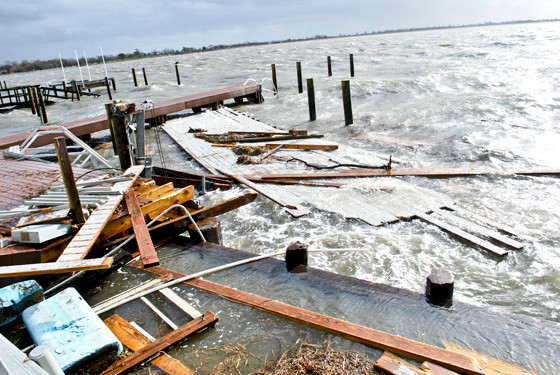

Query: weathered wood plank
<box><xmin>433</xmin><ymin>209</ymin><xmax>524</xmax><ymax>250</ymax></box>
<box><xmin>443</xmin><ymin>341</ymin><xmax>540</xmax><ymax>375</ymax></box>
<box><xmin>140</xmin><ymin>265</ymin><xmax>484</xmax><ymax>375</ymax></box>
<box><xmin>159</xmin><ymin>288</ymin><xmax>202</xmax><ymax>319</ymax></box>
<box><xmin>56</xmin><ymin>166</ymin><xmax>144</xmax><ymax>262</ymax></box>
<box><xmin>416</xmin><ymin>213</ymin><xmax>507</xmax><ymax>257</ymax></box>
<box><xmin>421</xmin><ymin>361</ymin><xmax>460</xmax><ymax>375</ymax></box>
<box><xmin>0</xmin><ymin>257</ymin><xmax>114</xmax><ymax>277</ymax></box>
<box><xmin>447</xmin><ymin>205</ymin><xmax>522</xmax><ymax>237</ymax></box>
<box><xmin>213</xmin><ymin>143</ymin><xmax>338</xmax><ymax>151</ymax></box>
<box><xmin>139</xmin><ymin>182</ymin><xmax>174</xmax><ymax>201</ymax></box>
<box><xmin>100</xmin><ymin>312</ymin><xmax>218</xmax><ymax>375</ymax></box>
<box><xmin>104</xmin><ymin>314</ymin><xmax>196</xmax><ymax>375</ymax></box>
<box><xmin>374</xmin><ymin>351</ymin><xmax>425</xmax><ymax>374</ymax></box>
<box><xmin>124</xmin><ymin>189</ymin><xmax>159</xmax><ymax>268</ymax></box>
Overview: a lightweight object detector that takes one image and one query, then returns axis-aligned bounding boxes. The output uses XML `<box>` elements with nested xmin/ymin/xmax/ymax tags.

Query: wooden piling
<box><xmin>62</xmin><ymin>81</ymin><xmax>68</xmax><ymax>98</ymax></box>
<box><xmin>37</xmin><ymin>90</ymin><xmax>48</xmax><ymax>123</ymax></box>
<box><xmin>341</xmin><ymin>80</ymin><xmax>353</xmax><ymax>125</ymax></box>
<box><xmin>285</xmin><ymin>241</ymin><xmax>308</xmax><ymax>272</ymax></box>
<box><xmin>104</xmin><ymin>77</ymin><xmax>112</xmax><ymax>100</ymax></box>
<box><xmin>296</xmin><ymin>62</ymin><xmax>303</xmax><ymax>94</ymax></box>
<box><xmin>142</xmin><ymin>67</ymin><xmax>148</xmax><ymax>85</ymax></box>
<box><xmin>27</xmin><ymin>87</ymin><xmax>36</xmax><ymax>115</ymax></box>
<box><xmin>175</xmin><ymin>63</ymin><xmax>181</xmax><ymax>86</ymax></box>
<box><xmin>104</xmin><ymin>103</ymin><xmax>119</xmax><ymax>154</ymax></box>
<box><xmin>188</xmin><ymin>217</ymin><xmax>223</xmax><ymax>245</ymax></box>
<box><xmin>271</xmin><ymin>64</ymin><xmax>278</xmax><ymax>94</ymax></box>
<box><xmin>32</xmin><ymin>88</ymin><xmax>41</xmax><ymax>118</ymax></box>
<box><xmin>349</xmin><ymin>53</ymin><xmax>355</xmax><ymax>77</ymax></box>
<box><xmin>307</xmin><ymin>78</ymin><xmax>316</xmax><ymax>121</ymax></box>
<box><xmin>72</xmin><ymin>81</ymin><xmax>81</xmax><ymax>101</ymax></box>
<box><xmin>111</xmin><ymin>78</ymin><xmax>117</xmax><ymax>90</ymax></box>
<box><xmin>111</xmin><ymin>114</ymin><xmax>132</xmax><ymax>169</ymax></box>
<box><xmin>132</xmin><ymin>68</ymin><xmax>138</xmax><ymax>87</ymax></box>
<box><xmin>327</xmin><ymin>56</ymin><xmax>332</xmax><ymax>77</ymax></box>
<box><xmin>53</xmin><ymin>137</ymin><xmax>85</xmax><ymax>224</ymax></box>
<box><xmin>426</xmin><ymin>269</ymin><xmax>454</xmax><ymax>305</ymax></box>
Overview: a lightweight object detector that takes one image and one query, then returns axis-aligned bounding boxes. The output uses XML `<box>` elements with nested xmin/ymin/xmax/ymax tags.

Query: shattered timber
<box><xmin>0</xmin><ymin>75</ymin><xmax>557</xmax><ymax>375</ymax></box>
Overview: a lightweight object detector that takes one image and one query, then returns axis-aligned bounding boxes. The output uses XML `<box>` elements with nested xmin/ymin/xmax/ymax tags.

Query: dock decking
<box><xmin>0</xmin><ymin>85</ymin><xmax>262</xmax><ymax>149</ymax></box>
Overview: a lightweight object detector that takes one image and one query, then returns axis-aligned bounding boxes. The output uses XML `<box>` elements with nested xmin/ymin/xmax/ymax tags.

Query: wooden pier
<box><xmin>0</xmin><ymin>84</ymin><xmax>262</xmax><ymax>149</ymax></box>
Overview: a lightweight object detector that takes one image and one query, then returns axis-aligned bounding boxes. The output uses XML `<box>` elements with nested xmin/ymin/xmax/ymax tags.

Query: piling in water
<box><xmin>349</xmin><ymin>53</ymin><xmax>355</xmax><ymax>77</ymax></box>
<box><xmin>327</xmin><ymin>56</ymin><xmax>332</xmax><ymax>77</ymax></box>
<box><xmin>307</xmin><ymin>78</ymin><xmax>316</xmax><ymax>121</ymax></box>
<box><xmin>27</xmin><ymin>87</ymin><xmax>36</xmax><ymax>115</ymax></box>
<box><xmin>285</xmin><ymin>241</ymin><xmax>308</xmax><ymax>272</ymax></box>
<box><xmin>104</xmin><ymin>77</ymin><xmax>112</xmax><ymax>100</ymax></box>
<box><xmin>132</xmin><ymin>68</ymin><xmax>138</xmax><ymax>87</ymax></box>
<box><xmin>72</xmin><ymin>81</ymin><xmax>80</xmax><ymax>101</ymax></box>
<box><xmin>37</xmin><ymin>90</ymin><xmax>48</xmax><ymax>123</ymax></box>
<box><xmin>426</xmin><ymin>269</ymin><xmax>454</xmax><ymax>305</ymax></box>
<box><xmin>188</xmin><ymin>217</ymin><xmax>223</xmax><ymax>245</ymax></box>
<box><xmin>341</xmin><ymin>80</ymin><xmax>353</xmax><ymax>125</ymax></box>
<box><xmin>142</xmin><ymin>68</ymin><xmax>148</xmax><ymax>85</ymax></box>
<box><xmin>296</xmin><ymin>62</ymin><xmax>303</xmax><ymax>94</ymax></box>
<box><xmin>271</xmin><ymin>64</ymin><xmax>278</xmax><ymax>94</ymax></box>
<box><xmin>175</xmin><ymin>62</ymin><xmax>181</xmax><ymax>85</ymax></box>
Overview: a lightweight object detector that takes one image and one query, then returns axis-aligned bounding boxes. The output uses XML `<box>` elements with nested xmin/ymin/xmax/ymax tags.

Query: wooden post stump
<box><xmin>187</xmin><ymin>217</ymin><xmax>223</xmax><ymax>245</ymax></box>
<box><xmin>175</xmin><ymin>62</ymin><xmax>181</xmax><ymax>85</ymax></box>
<box><xmin>271</xmin><ymin>64</ymin><xmax>278</xmax><ymax>94</ymax></box>
<box><xmin>296</xmin><ymin>62</ymin><xmax>303</xmax><ymax>94</ymax></box>
<box><xmin>327</xmin><ymin>56</ymin><xmax>332</xmax><ymax>77</ymax></box>
<box><xmin>349</xmin><ymin>53</ymin><xmax>355</xmax><ymax>77</ymax></box>
<box><xmin>142</xmin><ymin>68</ymin><xmax>148</xmax><ymax>85</ymax></box>
<box><xmin>341</xmin><ymin>80</ymin><xmax>353</xmax><ymax>125</ymax></box>
<box><xmin>426</xmin><ymin>269</ymin><xmax>454</xmax><ymax>305</ymax></box>
<box><xmin>132</xmin><ymin>68</ymin><xmax>138</xmax><ymax>87</ymax></box>
<box><xmin>285</xmin><ymin>241</ymin><xmax>308</xmax><ymax>272</ymax></box>
<box><xmin>307</xmin><ymin>78</ymin><xmax>316</xmax><ymax>121</ymax></box>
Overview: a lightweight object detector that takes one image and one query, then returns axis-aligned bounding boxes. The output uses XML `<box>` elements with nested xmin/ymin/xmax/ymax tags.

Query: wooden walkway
<box><xmin>162</xmin><ymin>108</ymin><xmax>526</xmax><ymax>257</ymax></box>
<box><xmin>0</xmin><ymin>85</ymin><xmax>262</xmax><ymax>149</ymax></box>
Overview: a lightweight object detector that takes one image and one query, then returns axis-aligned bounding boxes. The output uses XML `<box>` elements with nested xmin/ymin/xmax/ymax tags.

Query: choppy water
<box><xmin>3</xmin><ymin>21</ymin><xmax>560</xmax><ymax>372</ymax></box>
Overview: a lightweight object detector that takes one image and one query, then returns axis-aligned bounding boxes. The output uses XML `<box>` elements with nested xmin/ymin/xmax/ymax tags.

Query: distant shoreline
<box><xmin>2</xmin><ymin>18</ymin><xmax>558</xmax><ymax>75</ymax></box>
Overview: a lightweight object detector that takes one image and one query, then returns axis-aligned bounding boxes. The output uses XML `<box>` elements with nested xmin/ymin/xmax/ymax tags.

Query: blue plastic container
<box><xmin>22</xmin><ymin>287</ymin><xmax>122</xmax><ymax>373</ymax></box>
<box><xmin>0</xmin><ymin>279</ymin><xmax>43</xmax><ymax>328</ymax></box>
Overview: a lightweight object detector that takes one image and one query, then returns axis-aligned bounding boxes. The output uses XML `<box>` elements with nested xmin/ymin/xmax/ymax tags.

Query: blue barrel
<box><xmin>23</xmin><ymin>288</ymin><xmax>122</xmax><ymax>373</ymax></box>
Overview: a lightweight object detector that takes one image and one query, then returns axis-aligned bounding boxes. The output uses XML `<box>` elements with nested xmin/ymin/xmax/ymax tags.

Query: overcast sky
<box><xmin>2</xmin><ymin>0</ymin><xmax>560</xmax><ymax>63</ymax></box>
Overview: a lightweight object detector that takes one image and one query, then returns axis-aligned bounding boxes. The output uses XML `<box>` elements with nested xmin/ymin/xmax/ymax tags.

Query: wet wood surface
<box><xmin>124</xmin><ymin>189</ymin><xmax>159</xmax><ymax>268</ymax></box>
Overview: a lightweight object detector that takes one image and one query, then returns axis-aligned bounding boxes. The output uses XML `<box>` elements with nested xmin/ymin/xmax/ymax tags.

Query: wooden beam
<box><xmin>139</xmin><ymin>182</ymin><xmax>174</xmax><ymax>201</ymax></box>
<box><xmin>104</xmin><ymin>314</ymin><xmax>195</xmax><ymax>375</ymax></box>
<box><xmin>443</xmin><ymin>341</ymin><xmax>540</xmax><ymax>375</ymax></box>
<box><xmin>139</xmin><ymin>265</ymin><xmax>484</xmax><ymax>375</ymax></box>
<box><xmin>53</xmin><ymin>137</ymin><xmax>85</xmax><ymax>224</ymax></box>
<box><xmin>252</xmin><ymin>167</ymin><xmax>560</xmax><ymax>180</ymax></box>
<box><xmin>0</xmin><ymin>257</ymin><xmax>114</xmax><ymax>277</ymax></box>
<box><xmin>416</xmin><ymin>213</ymin><xmax>508</xmax><ymax>257</ymax></box>
<box><xmin>100</xmin><ymin>312</ymin><xmax>218</xmax><ymax>375</ymax></box>
<box><xmin>99</xmin><ymin>185</ymin><xmax>193</xmax><ymax>241</ymax></box>
<box><xmin>374</xmin><ymin>351</ymin><xmax>425</xmax><ymax>375</ymax></box>
<box><xmin>133</xmin><ymin>180</ymin><xmax>157</xmax><ymax>195</ymax></box>
<box><xmin>124</xmin><ymin>189</ymin><xmax>159</xmax><ymax>268</ymax></box>
<box><xmin>213</xmin><ymin>143</ymin><xmax>338</xmax><ymax>151</ymax></box>
<box><xmin>421</xmin><ymin>362</ymin><xmax>460</xmax><ymax>375</ymax></box>
<box><xmin>57</xmin><ymin>165</ymin><xmax>144</xmax><ymax>262</ymax></box>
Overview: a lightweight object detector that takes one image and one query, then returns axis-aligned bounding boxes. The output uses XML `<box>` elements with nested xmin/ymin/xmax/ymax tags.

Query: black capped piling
<box><xmin>142</xmin><ymin>67</ymin><xmax>148</xmax><ymax>85</ymax></box>
<box><xmin>132</xmin><ymin>68</ymin><xmax>138</xmax><ymax>87</ymax></box>
<box><xmin>104</xmin><ymin>77</ymin><xmax>112</xmax><ymax>100</ymax></box>
<box><xmin>349</xmin><ymin>53</ymin><xmax>355</xmax><ymax>77</ymax></box>
<box><xmin>271</xmin><ymin>64</ymin><xmax>278</xmax><ymax>94</ymax></box>
<box><xmin>426</xmin><ymin>268</ymin><xmax>454</xmax><ymax>305</ymax></box>
<box><xmin>341</xmin><ymin>80</ymin><xmax>353</xmax><ymax>125</ymax></box>
<box><xmin>327</xmin><ymin>56</ymin><xmax>332</xmax><ymax>77</ymax></box>
<box><xmin>296</xmin><ymin>62</ymin><xmax>303</xmax><ymax>93</ymax></box>
<box><xmin>175</xmin><ymin>62</ymin><xmax>181</xmax><ymax>85</ymax></box>
<box><xmin>188</xmin><ymin>217</ymin><xmax>223</xmax><ymax>245</ymax></box>
<box><xmin>307</xmin><ymin>78</ymin><xmax>316</xmax><ymax>121</ymax></box>
<box><xmin>285</xmin><ymin>241</ymin><xmax>308</xmax><ymax>272</ymax></box>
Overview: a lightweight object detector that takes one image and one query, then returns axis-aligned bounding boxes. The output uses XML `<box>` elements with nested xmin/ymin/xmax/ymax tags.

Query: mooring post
<box><xmin>285</xmin><ymin>241</ymin><xmax>308</xmax><ymax>272</ymax></box>
<box><xmin>187</xmin><ymin>217</ymin><xmax>223</xmax><ymax>245</ymax></box>
<box><xmin>327</xmin><ymin>56</ymin><xmax>332</xmax><ymax>77</ymax></box>
<box><xmin>62</xmin><ymin>81</ymin><xmax>68</xmax><ymax>99</ymax></box>
<box><xmin>37</xmin><ymin>90</ymin><xmax>48</xmax><ymax>124</ymax></box>
<box><xmin>72</xmin><ymin>81</ymin><xmax>80</xmax><ymax>101</ymax></box>
<box><xmin>111</xmin><ymin>78</ymin><xmax>117</xmax><ymax>90</ymax></box>
<box><xmin>54</xmin><ymin>137</ymin><xmax>85</xmax><ymax>225</ymax></box>
<box><xmin>104</xmin><ymin>103</ymin><xmax>119</xmax><ymax>155</ymax></box>
<box><xmin>341</xmin><ymin>80</ymin><xmax>353</xmax><ymax>125</ymax></box>
<box><xmin>307</xmin><ymin>78</ymin><xmax>316</xmax><ymax>121</ymax></box>
<box><xmin>296</xmin><ymin>62</ymin><xmax>303</xmax><ymax>94</ymax></box>
<box><xmin>175</xmin><ymin>62</ymin><xmax>181</xmax><ymax>85</ymax></box>
<box><xmin>111</xmin><ymin>112</ymin><xmax>132</xmax><ymax>170</ymax></box>
<box><xmin>142</xmin><ymin>67</ymin><xmax>148</xmax><ymax>85</ymax></box>
<box><xmin>426</xmin><ymin>269</ymin><xmax>454</xmax><ymax>305</ymax></box>
<box><xmin>33</xmin><ymin>88</ymin><xmax>41</xmax><ymax>118</ymax></box>
<box><xmin>104</xmin><ymin>77</ymin><xmax>112</xmax><ymax>100</ymax></box>
<box><xmin>271</xmin><ymin>63</ymin><xmax>278</xmax><ymax>94</ymax></box>
<box><xmin>27</xmin><ymin>87</ymin><xmax>36</xmax><ymax>115</ymax></box>
<box><xmin>132</xmin><ymin>68</ymin><xmax>138</xmax><ymax>87</ymax></box>
<box><xmin>349</xmin><ymin>53</ymin><xmax>355</xmax><ymax>77</ymax></box>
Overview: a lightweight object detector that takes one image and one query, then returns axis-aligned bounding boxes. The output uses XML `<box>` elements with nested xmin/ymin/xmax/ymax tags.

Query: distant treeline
<box><xmin>2</xmin><ymin>19</ymin><xmax>557</xmax><ymax>75</ymax></box>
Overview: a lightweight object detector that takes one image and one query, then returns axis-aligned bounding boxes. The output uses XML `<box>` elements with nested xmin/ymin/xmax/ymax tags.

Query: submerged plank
<box><xmin>0</xmin><ymin>257</ymin><xmax>113</xmax><ymax>277</ymax></box>
<box><xmin>443</xmin><ymin>341</ymin><xmax>540</xmax><ymax>375</ymax></box>
<box><xmin>104</xmin><ymin>314</ymin><xmax>196</xmax><ymax>375</ymax></box>
<box><xmin>447</xmin><ymin>205</ymin><xmax>522</xmax><ymax>237</ymax></box>
<box><xmin>421</xmin><ymin>361</ymin><xmax>460</xmax><ymax>375</ymax></box>
<box><xmin>124</xmin><ymin>189</ymin><xmax>159</xmax><ymax>268</ymax></box>
<box><xmin>416</xmin><ymin>213</ymin><xmax>508</xmax><ymax>257</ymax></box>
<box><xmin>140</xmin><ymin>264</ymin><xmax>484</xmax><ymax>375</ymax></box>
<box><xmin>374</xmin><ymin>351</ymin><xmax>425</xmax><ymax>374</ymax></box>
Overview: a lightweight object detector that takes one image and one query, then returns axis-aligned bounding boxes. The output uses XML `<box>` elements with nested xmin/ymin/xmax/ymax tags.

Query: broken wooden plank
<box><xmin>100</xmin><ymin>312</ymin><xmax>218</xmax><ymax>375</ymax></box>
<box><xmin>159</xmin><ymin>288</ymin><xmax>202</xmax><ymax>319</ymax></box>
<box><xmin>416</xmin><ymin>213</ymin><xmax>508</xmax><ymax>257</ymax></box>
<box><xmin>124</xmin><ymin>189</ymin><xmax>159</xmax><ymax>268</ymax></box>
<box><xmin>443</xmin><ymin>341</ymin><xmax>540</xmax><ymax>375</ymax></box>
<box><xmin>246</xmin><ymin>177</ymin><xmax>344</xmax><ymax>188</ymax></box>
<box><xmin>16</xmin><ymin>208</ymin><xmax>68</xmax><ymax>227</ymax></box>
<box><xmin>56</xmin><ymin>165</ymin><xmax>144</xmax><ymax>263</ymax></box>
<box><xmin>374</xmin><ymin>351</ymin><xmax>425</xmax><ymax>374</ymax></box>
<box><xmin>421</xmin><ymin>362</ymin><xmax>460</xmax><ymax>375</ymax></box>
<box><xmin>93</xmin><ymin>277</ymin><xmax>169</xmax><ymax>314</ymax></box>
<box><xmin>140</xmin><ymin>264</ymin><xmax>484</xmax><ymax>375</ymax></box>
<box><xmin>214</xmin><ymin>143</ymin><xmax>338</xmax><ymax>151</ymax></box>
<box><xmin>133</xmin><ymin>180</ymin><xmax>157</xmax><ymax>195</ymax></box>
<box><xmin>433</xmin><ymin>208</ymin><xmax>524</xmax><ymax>250</ymax></box>
<box><xmin>221</xmin><ymin>134</ymin><xmax>324</xmax><ymax>144</ymax></box>
<box><xmin>447</xmin><ymin>205</ymin><xmax>522</xmax><ymax>237</ymax></box>
<box><xmin>139</xmin><ymin>182</ymin><xmax>175</xmax><ymax>201</ymax></box>
<box><xmin>252</xmin><ymin>167</ymin><xmax>560</xmax><ymax>180</ymax></box>
<box><xmin>0</xmin><ymin>257</ymin><xmax>114</xmax><ymax>277</ymax></box>
<box><xmin>99</xmin><ymin>185</ymin><xmax>193</xmax><ymax>241</ymax></box>
<box><xmin>104</xmin><ymin>314</ymin><xmax>195</xmax><ymax>375</ymax></box>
